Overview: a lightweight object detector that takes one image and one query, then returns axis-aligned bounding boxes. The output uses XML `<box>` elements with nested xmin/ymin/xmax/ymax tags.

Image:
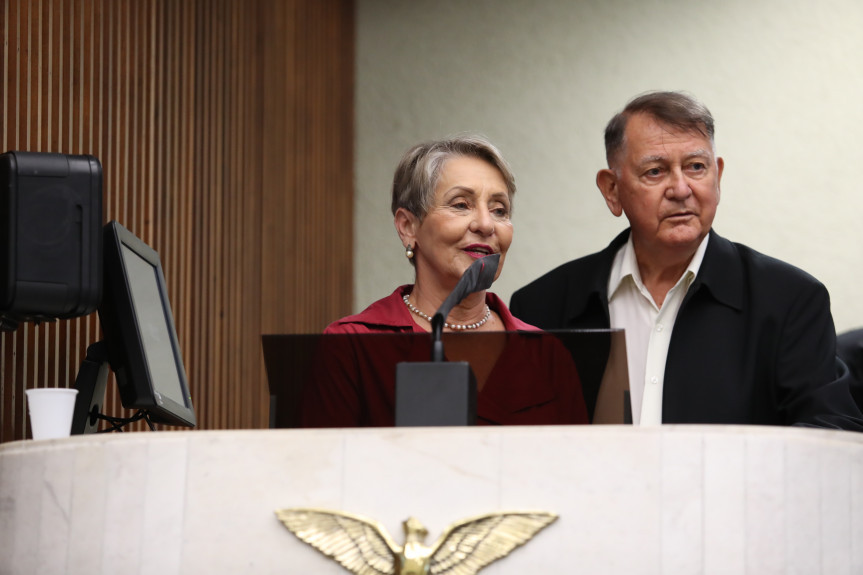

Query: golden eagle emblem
<box><xmin>275</xmin><ymin>508</ymin><xmax>557</xmax><ymax>575</ymax></box>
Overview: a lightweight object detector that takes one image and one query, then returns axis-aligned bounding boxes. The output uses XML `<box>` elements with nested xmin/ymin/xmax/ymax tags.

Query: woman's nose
<box><xmin>470</xmin><ymin>208</ymin><xmax>495</xmax><ymax>235</ymax></box>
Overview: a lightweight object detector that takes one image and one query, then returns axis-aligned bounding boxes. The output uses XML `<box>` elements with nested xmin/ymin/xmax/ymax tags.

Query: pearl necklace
<box><xmin>402</xmin><ymin>294</ymin><xmax>491</xmax><ymax>330</ymax></box>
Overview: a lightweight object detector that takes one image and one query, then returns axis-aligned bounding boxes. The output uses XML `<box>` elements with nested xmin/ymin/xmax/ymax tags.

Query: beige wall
<box><xmin>355</xmin><ymin>0</ymin><xmax>863</xmax><ymax>332</ymax></box>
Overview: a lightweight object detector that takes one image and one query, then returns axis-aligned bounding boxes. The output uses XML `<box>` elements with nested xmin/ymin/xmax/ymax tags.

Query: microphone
<box><xmin>430</xmin><ymin>254</ymin><xmax>500</xmax><ymax>362</ymax></box>
<box><xmin>394</xmin><ymin>253</ymin><xmax>500</xmax><ymax>427</ymax></box>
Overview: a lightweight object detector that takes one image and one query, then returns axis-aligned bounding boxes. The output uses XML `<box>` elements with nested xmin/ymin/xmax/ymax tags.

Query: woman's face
<box><xmin>405</xmin><ymin>155</ymin><xmax>513</xmax><ymax>292</ymax></box>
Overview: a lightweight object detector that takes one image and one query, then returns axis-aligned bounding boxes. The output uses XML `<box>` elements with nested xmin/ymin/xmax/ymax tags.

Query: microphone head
<box><xmin>473</xmin><ymin>253</ymin><xmax>500</xmax><ymax>292</ymax></box>
<box><xmin>434</xmin><ymin>254</ymin><xmax>501</xmax><ymax>324</ymax></box>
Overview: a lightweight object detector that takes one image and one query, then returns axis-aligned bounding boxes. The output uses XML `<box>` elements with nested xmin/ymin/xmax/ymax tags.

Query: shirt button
<box><xmin>650</xmin><ymin>376</ymin><xmax>659</xmax><ymax>384</ymax></box>
<box><xmin>656</xmin><ymin>324</ymin><xmax>664</xmax><ymax>332</ymax></box>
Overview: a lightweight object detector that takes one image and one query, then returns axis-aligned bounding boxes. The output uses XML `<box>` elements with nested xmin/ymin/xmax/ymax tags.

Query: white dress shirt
<box><xmin>607</xmin><ymin>234</ymin><xmax>709</xmax><ymax>425</ymax></box>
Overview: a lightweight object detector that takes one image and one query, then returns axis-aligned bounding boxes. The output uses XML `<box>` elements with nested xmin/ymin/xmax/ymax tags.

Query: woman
<box><xmin>328</xmin><ymin>135</ymin><xmax>524</xmax><ymax>335</ymax></box>
<box><xmin>302</xmin><ymin>135</ymin><xmax>588</xmax><ymax>426</ymax></box>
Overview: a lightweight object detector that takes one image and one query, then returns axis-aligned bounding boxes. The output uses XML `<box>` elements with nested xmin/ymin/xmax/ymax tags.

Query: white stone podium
<box><xmin>1</xmin><ymin>425</ymin><xmax>862</xmax><ymax>574</ymax></box>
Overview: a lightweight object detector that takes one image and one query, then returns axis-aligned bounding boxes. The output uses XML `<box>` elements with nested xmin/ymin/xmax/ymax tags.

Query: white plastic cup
<box><xmin>25</xmin><ymin>388</ymin><xmax>79</xmax><ymax>440</ymax></box>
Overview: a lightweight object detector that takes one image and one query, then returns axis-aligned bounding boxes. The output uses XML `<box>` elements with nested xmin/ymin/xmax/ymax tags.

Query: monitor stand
<box><xmin>71</xmin><ymin>341</ymin><xmax>156</xmax><ymax>433</ymax></box>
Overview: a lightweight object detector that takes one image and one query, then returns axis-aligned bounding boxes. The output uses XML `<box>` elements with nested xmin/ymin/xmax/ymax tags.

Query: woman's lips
<box><xmin>464</xmin><ymin>247</ymin><xmax>493</xmax><ymax>259</ymax></box>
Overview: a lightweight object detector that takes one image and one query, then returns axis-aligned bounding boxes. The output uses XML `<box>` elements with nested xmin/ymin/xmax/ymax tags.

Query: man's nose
<box><xmin>666</xmin><ymin>168</ymin><xmax>692</xmax><ymax>199</ymax></box>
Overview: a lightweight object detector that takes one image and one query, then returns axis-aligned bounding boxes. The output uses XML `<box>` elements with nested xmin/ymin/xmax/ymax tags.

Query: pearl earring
<box><xmin>405</xmin><ymin>244</ymin><xmax>414</xmax><ymax>259</ymax></box>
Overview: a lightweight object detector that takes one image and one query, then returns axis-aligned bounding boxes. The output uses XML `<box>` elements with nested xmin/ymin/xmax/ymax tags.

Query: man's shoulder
<box><xmin>509</xmin><ymin>234</ymin><xmax>627</xmax><ymax>329</ymax></box>
<box><xmin>513</xmin><ymin>250</ymin><xmax>607</xmax><ymax>297</ymax></box>
<box><xmin>512</xmin><ymin>230</ymin><xmax>628</xmax><ymax>301</ymax></box>
<box><xmin>698</xmin><ymin>233</ymin><xmax>828</xmax><ymax>315</ymax></box>
<box><xmin>715</xmin><ymin>234</ymin><xmax>823</xmax><ymax>287</ymax></box>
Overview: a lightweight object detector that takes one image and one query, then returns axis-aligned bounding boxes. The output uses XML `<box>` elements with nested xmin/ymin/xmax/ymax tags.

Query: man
<box><xmin>511</xmin><ymin>91</ymin><xmax>862</xmax><ymax>429</ymax></box>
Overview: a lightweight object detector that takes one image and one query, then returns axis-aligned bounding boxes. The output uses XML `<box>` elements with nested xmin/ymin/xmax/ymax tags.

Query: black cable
<box><xmin>93</xmin><ymin>409</ymin><xmax>156</xmax><ymax>433</ymax></box>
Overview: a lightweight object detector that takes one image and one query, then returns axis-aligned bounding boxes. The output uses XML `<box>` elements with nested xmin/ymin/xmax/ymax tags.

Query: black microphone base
<box><xmin>395</xmin><ymin>361</ymin><xmax>477</xmax><ymax>426</ymax></box>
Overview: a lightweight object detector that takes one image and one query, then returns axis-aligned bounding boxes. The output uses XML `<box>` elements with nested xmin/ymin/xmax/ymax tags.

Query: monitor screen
<box><xmin>98</xmin><ymin>220</ymin><xmax>195</xmax><ymax>427</ymax></box>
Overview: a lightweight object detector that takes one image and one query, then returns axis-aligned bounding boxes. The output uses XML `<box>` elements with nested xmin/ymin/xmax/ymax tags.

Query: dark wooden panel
<box><xmin>0</xmin><ymin>0</ymin><xmax>354</xmax><ymax>442</ymax></box>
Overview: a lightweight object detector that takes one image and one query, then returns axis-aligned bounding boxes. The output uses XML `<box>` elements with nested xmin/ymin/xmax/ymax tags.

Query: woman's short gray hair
<box><xmin>391</xmin><ymin>134</ymin><xmax>516</xmax><ymax>219</ymax></box>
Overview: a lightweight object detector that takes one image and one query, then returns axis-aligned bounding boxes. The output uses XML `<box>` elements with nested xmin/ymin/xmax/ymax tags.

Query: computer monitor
<box><xmin>74</xmin><ymin>220</ymin><xmax>196</xmax><ymax>430</ymax></box>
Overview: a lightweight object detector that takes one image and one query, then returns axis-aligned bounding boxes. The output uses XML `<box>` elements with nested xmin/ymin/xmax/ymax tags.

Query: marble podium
<box><xmin>1</xmin><ymin>425</ymin><xmax>862</xmax><ymax>574</ymax></box>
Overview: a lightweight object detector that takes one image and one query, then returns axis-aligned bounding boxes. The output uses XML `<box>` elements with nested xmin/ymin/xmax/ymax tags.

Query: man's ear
<box><xmin>715</xmin><ymin>156</ymin><xmax>724</xmax><ymax>205</ymax></box>
<box><xmin>596</xmin><ymin>169</ymin><xmax>623</xmax><ymax>217</ymax></box>
<box><xmin>394</xmin><ymin>207</ymin><xmax>418</xmax><ymax>247</ymax></box>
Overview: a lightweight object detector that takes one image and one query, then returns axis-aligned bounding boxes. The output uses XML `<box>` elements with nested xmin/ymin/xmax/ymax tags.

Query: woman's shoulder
<box><xmin>324</xmin><ymin>285</ymin><xmax>416</xmax><ymax>334</ymax></box>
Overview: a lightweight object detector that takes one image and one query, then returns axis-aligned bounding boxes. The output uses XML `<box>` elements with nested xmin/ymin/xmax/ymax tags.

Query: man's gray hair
<box><xmin>604</xmin><ymin>91</ymin><xmax>716</xmax><ymax>166</ymax></box>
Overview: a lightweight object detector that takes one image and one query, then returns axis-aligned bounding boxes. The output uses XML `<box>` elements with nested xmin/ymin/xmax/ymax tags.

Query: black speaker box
<box><xmin>0</xmin><ymin>151</ymin><xmax>102</xmax><ymax>328</ymax></box>
<box><xmin>395</xmin><ymin>361</ymin><xmax>477</xmax><ymax>426</ymax></box>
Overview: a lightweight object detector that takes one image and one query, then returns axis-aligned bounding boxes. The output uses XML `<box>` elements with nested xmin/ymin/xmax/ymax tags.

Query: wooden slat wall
<box><xmin>0</xmin><ymin>0</ymin><xmax>355</xmax><ymax>442</ymax></box>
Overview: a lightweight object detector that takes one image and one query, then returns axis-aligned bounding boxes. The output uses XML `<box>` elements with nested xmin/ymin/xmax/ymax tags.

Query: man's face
<box><xmin>597</xmin><ymin>112</ymin><xmax>724</xmax><ymax>259</ymax></box>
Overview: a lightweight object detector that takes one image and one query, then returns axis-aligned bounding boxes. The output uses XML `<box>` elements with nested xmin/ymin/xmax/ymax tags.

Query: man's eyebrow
<box><xmin>636</xmin><ymin>154</ymin><xmax>666</xmax><ymax>165</ymax></box>
<box><xmin>637</xmin><ymin>150</ymin><xmax>712</xmax><ymax>165</ymax></box>
<box><xmin>684</xmin><ymin>149</ymin><xmax>712</xmax><ymax>160</ymax></box>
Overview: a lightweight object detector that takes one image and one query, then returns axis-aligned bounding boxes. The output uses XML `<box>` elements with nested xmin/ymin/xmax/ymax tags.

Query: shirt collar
<box><xmin>608</xmin><ymin>233</ymin><xmax>711</xmax><ymax>301</ymax></box>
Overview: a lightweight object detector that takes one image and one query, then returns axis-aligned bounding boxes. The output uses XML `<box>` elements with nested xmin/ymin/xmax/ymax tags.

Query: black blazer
<box><xmin>511</xmin><ymin>229</ymin><xmax>863</xmax><ymax>430</ymax></box>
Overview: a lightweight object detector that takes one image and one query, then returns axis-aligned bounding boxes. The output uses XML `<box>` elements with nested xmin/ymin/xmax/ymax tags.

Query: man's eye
<box><xmin>645</xmin><ymin>168</ymin><xmax>662</xmax><ymax>177</ymax></box>
<box><xmin>690</xmin><ymin>162</ymin><xmax>706</xmax><ymax>171</ymax></box>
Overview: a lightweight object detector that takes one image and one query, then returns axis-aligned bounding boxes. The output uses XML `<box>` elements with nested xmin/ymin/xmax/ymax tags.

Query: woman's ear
<box><xmin>394</xmin><ymin>207</ymin><xmax>418</xmax><ymax>248</ymax></box>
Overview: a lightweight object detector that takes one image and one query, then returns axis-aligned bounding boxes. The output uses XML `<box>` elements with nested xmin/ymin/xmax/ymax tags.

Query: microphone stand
<box><xmin>431</xmin><ymin>314</ymin><xmax>445</xmax><ymax>363</ymax></box>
